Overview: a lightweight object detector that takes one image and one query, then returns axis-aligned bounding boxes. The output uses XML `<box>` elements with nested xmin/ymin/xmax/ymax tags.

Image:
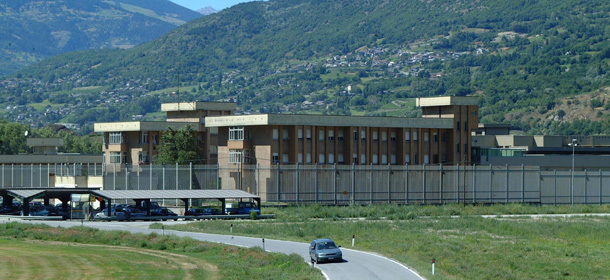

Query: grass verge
<box><xmin>0</xmin><ymin>222</ymin><xmax>323</xmax><ymax>280</ymax></box>
<box><xmin>157</xmin><ymin>204</ymin><xmax>610</xmax><ymax>279</ymax></box>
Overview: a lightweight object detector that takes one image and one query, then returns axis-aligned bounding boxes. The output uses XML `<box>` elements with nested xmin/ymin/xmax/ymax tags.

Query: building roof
<box><xmin>416</xmin><ymin>96</ymin><xmax>479</xmax><ymax>107</ymax></box>
<box><xmin>91</xmin><ymin>189</ymin><xmax>258</xmax><ymax>200</ymax></box>
<box><xmin>94</xmin><ymin>121</ymin><xmax>201</xmax><ymax>132</ymax></box>
<box><xmin>205</xmin><ymin>114</ymin><xmax>454</xmax><ymax>128</ymax></box>
<box><xmin>26</xmin><ymin>138</ymin><xmax>63</xmax><ymax>147</ymax></box>
<box><xmin>162</xmin><ymin>102</ymin><xmax>236</xmax><ymax>112</ymax></box>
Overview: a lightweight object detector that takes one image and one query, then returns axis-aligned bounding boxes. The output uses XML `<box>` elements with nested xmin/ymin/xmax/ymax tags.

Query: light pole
<box><xmin>568</xmin><ymin>138</ymin><xmax>578</xmax><ymax>206</ymax></box>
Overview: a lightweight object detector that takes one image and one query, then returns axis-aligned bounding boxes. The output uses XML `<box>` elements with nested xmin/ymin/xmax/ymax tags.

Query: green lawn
<box><xmin>0</xmin><ymin>223</ymin><xmax>323</xmax><ymax>280</ymax></box>
<box><xmin>158</xmin><ymin>204</ymin><xmax>610</xmax><ymax>279</ymax></box>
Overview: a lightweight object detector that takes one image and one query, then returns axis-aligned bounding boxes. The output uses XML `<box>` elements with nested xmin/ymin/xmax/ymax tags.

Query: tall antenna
<box><xmin>177</xmin><ymin>66</ymin><xmax>180</xmax><ymax>111</ymax></box>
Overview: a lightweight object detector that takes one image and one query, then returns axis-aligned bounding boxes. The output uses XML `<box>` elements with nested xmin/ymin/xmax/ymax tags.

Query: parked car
<box><xmin>150</xmin><ymin>207</ymin><xmax>178</xmax><ymax>221</ymax></box>
<box><xmin>186</xmin><ymin>207</ymin><xmax>222</xmax><ymax>216</ymax></box>
<box><xmin>225</xmin><ymin>202</ymin><xmax>260</xmax><ymax>215</ymax></box>
<box><xmin>309</xmin><ymin>238</ymin><xmax>343</xmax><ymax>264</ymax></box>
<box><xmin>123</xmin><ymin>205</ymin><xmax>147</xmax><ymax>218</ymax></box>
<box><xmin>27</xmin><ymin>202</ymin><xmax>47</xmax><ymax>216</ymax></box>
<box><xmin>0</xmin><ymin>202</ymin><xmax>21</xmax><ymax>215</ymax></box>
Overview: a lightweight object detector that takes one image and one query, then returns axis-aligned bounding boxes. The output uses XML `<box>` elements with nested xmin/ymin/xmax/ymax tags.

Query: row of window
<box><xmin>270</xmin><ymin>152</ymin><xmax>445</xmax><ymax>165</ymax></box>
<box><xmin>271</xmin><ymin>129</ymin><xmax>448</xmax><ymax>143</ymax></box>
<box><xmin>108</xmin><ymin>132</ymin><xmax>159</xmax><ymax>145</ymax></box>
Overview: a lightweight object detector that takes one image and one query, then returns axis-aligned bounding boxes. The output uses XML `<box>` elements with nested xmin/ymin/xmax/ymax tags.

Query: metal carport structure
<box><xmin>0</xmin><ymin>188</ymin><xmax>98</xmax><ymax>216</ymax></box>
<box><xmin>90</xmin><ymin>189</ymin><xmax>261</xmax><ymax>217</ymax></box>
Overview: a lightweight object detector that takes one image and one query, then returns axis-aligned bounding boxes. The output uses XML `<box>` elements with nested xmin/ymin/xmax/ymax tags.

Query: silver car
<box><xmin>309</xmin><ymin>238</ymin><xmax>343</xmax><ymax>263</ymax></box>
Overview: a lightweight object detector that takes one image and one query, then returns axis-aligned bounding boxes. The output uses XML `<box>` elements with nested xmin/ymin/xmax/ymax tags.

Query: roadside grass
<box><xmin>158</xmin><ymin>204</ymin><xmax>610</xmax><ymax>279</ymax></box>
<box><xmin>0</xmin><ymin>223</ymin><xmax>322</xmax><ymax>280</ymax></box>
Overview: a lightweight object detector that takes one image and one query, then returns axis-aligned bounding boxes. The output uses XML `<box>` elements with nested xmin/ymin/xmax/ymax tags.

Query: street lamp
<box><xmin>568</xmin><ymin>138</ymin><xmax>578</xmax><ymax>206</ymax></box>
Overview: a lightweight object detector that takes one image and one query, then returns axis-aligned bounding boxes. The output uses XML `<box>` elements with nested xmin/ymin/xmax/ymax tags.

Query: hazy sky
<box><xmin>169</xmin><ymin>0</ymin><xmax>259</xmax><ymax>11</ymax></box>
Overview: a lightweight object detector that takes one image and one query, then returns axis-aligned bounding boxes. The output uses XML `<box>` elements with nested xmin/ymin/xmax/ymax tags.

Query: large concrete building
<box><xmin>206</xmin><ymin>96</ymin><xmax>479</xmax><ymax>167</ymax></box>
<box><xmin>94</xmin><ymin>102</ymin><xmax>235</xmax><ymax>166</ymax></box>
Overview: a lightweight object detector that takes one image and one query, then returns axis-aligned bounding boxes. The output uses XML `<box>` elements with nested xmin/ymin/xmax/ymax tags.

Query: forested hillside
<box><xmin>0</xmin><ymin>0</ymin><xmax>201</xmax><ymax>76</ymax></box>
<box><xmin>3</xmin><ymin>0</ymin><xmax>610</xmax><ymax>136</ymax></box>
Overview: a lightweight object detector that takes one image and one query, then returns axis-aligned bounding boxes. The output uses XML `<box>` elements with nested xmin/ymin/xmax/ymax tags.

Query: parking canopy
<box><xmin>91</xmin><ymin>190</ymin><xmax>258</xmax><ymax>200</ymax></box>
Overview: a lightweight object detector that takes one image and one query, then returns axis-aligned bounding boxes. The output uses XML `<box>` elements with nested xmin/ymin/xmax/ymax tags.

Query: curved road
<box><xmin>7</xmin><ymin>219</ymin><xmax>423</xmax><ymax>280</ymax></box>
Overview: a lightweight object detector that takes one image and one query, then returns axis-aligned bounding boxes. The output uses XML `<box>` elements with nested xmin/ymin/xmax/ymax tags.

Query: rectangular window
<box><xmin>353</xmin><ymin>153</ymin><xmax>358</xmax><ymax>163</ymax></box>
<box><xmin>306</xmin><ymin>153</ymin><xmax>312</xmax><ymax>163</ymax></box>
<box><xmin>391</xmin><ymin>154</ymin><xmax>397</xmax><ymax>164</ymax></box>
<box><xmin>360</xmin><ymin>154</ymin><xmax>366</xmax><ymax>164</ymax></box>
<box><xmin>373</xmin><ymin>131</ymin><xmax>379</xmax><ymax>141</ymax></box>
<box><xmin>414</xmin><ymin>154</ymin><xmax>419</xmax><ymax>164</ymax></box>
<box><xmin>382</xmin><ymin>131</ymin><xmax>387</xmax><ymax>141</ymax></box>
<box><xmin>441</xmin><ymin>133</ymin><xmax>446</xmax><ymax>142</ymax></box>
<box><xmin>306</xmin><ymin>129</ymin><xmax>312</xmax><ymax>139</ymax></box>
<box><xmin>433</xmin><ymin>132</ymin><xmax>438</xmax><ymax>143</ymax></box>
<box><xmin>372</xmin><ymin>154</ymin><xmax>378</xmax><ymax>164</ymax></box>
<box><xmin>328</xmin><ymin>130</ymin><xmax>334</xmax><ymax>141</ymax></box>
<box><xmin>405</xmin><ymin>131</ymin><xmax>410</xmax><ymax>141</ymax></box>
<box><xmin>391</xmin><ymin>132</ymin><xmax>396</xmax><ymax>142</ymax></box>
<box><xmin>361</xmin><ymin>131</ymin><xmax>366</xmax><ymax>141</ymax></box>
<box><xmin>109</xmin><ymin>132</ymin><xmax>123</xmax><ymax>144</ymax></box>
<box><xmin>319</xmin><ymin>154</ymin><xmax>325</xmax><ymax>164</ymax></box>
<box><xmin>110</xmin><ymin>152</ymin><xmax>123</xmax><ymax>163</ymax></box>
<box><xmin>328</xmin><ymin>154</ymin><xmax>335</xmax><ymax>164</ymax></box>
<box><xmin>319</xmin><ymin>130</ymin><xmax>325</xmax><ymax>141</ymax></box>
<box><xmin>140</xmin><ymin>131</ymin><xmax>148</xmax><ymax>144</ymax></box>
<box><xmin>338</xmin><ymin>154</ymin><xmax>344</xmax><ymax>163</ymax></box>
<box><xmin>298</xmin><ymin>129</ymin><xmax>303</xmax><ymax>139</ymax></box>
<box><xmin>229</xmin><ymin>149</ymin><xmax>243</xmax><ymax>163</ymax></box>
<box><xmin>404</xmin><ymin>154</ymin><xmax>410</xmax><ymax>164</ymax></box>
<box><xmin>381</xmin><ymin>154</ymin><xmax>388</xmax><ymax>164</ymax></box>
<box><xmin>353</xmin><ymin>130</ymin><xmax>358</xmax><ymax>141</ymax></box>
<box><xmin>153</xmin><ymin>134</ymin><xmax>159</xmax><ymax>145</ymax></box>
<box><xmin>413</xmin><ymin>131</ymin><xmax>418</xmax><ymax>141</ymax></box>
<box><xmin>273</xmin><ymin>129</ymin><xmax>279</xmax><ymax>140</ymax></box>
<box><xmin>229</xmin><ymin>127</ymin><xmax>245</xmax><ymax>140</ymax></box>
<box><xmin>456</xmin><ymin>122</ymin><xmax>460</xmax><ymax>131</ymax></box>
<box><xmin>424</xmin><ymin>132</ymin><xmax>429</xmax><ymax>142</ymax></box>
<box><xmin>424</xmin><ymin>154</ymin><xmax>430</xmax><ymax>164</ymax></box>
<box><xmin>464</xmin><ymin>121</ymin><xmax>468</xmax><ymax>132</ymax></box>
<box><xmin>283</xmin><ymin>129</ymin><xmax>289</xmax><ymax>140</ymax></box>
<box><xmin>298</xmin><ymin>153</ymin><xmax>303</xmax><ymax>163</ymax></box>
<box><xmin>138</xmin><ymin>152</ymin><xmax>149</xmax><ymax>163</ymax></box>
<box><xmin>283</xmin><ymin>154</ymin><xmax>289</xmax><ymax>163</ymax></box>
<box><xmin>441</xmin><ymin>154</ymin><xmax>447</xmax><ymax>163</ymax></box>
<box><xmin>272</xmin><ymin>153</ymin><xmax>279</xmax><ymax>163</ymax></box>
<box><xmin>456</xmin><ymin>144</ymin><xmax>461</xmax><ymax>153</ymax></box>
<box><xmin>338</xmin><ymin>130</ymin><xmax>344</xmax><ymax>141</ymax></box>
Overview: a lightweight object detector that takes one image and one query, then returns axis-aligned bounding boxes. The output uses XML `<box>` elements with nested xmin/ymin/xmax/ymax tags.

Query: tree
<box><xmin>155</xmin><ymin>125</ymin><xmax>202</xmax><ymax>164</ymax></box>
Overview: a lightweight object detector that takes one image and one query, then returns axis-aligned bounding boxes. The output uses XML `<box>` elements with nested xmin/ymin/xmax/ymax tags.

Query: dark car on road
<box><xmin>186</xmin><ymin>207</ymin><xmax>222</xmax><ymax>217</ymax></box>
<box><xmin>309</xmin><ymin>238</ymin><xmax>343</xmax><ymax>264</ymax></box>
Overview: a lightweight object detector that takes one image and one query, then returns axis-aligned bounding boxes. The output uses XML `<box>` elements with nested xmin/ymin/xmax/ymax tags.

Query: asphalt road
<box><xmin>5</xmin><ymin>219</ymin><xmax>424</xmax><ymax>280</ymax></box>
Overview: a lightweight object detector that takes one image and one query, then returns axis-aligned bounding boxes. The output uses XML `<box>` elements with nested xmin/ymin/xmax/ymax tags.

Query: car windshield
<box><xmin>318</xmin><ymin>241</ymin><xmax>337</xmax><ymax>250</ymax></box>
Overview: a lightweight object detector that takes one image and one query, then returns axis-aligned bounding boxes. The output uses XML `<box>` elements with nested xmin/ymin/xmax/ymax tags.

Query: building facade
<box><xmin>94</xmin><ymin>102</ymin><xmax>235</xmax><ymax>166</ymax></box>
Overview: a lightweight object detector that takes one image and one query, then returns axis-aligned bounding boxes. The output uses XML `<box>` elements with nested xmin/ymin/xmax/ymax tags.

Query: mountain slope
<box><xmin>0</xmin><ymin>0</ymin><xmax>201</xmax><ymax>76</ymax></box>
<box><xmin>6</xmin><ymin>0</ymin><xmax>610</xmax><ymax>135</ymax></box>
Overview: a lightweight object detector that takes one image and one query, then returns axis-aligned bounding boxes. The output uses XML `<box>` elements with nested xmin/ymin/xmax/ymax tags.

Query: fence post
<box><xmin>422</xmin><ymin>164</ymin><xmax>426</xmax><ymax>204</ymax></box>
<box><xmin>125</xmin><ymin>164</ymin><xmax>129</xmax><ymax>190</ymax></box>
<box><xmin>387</xmin><ymin>164</ymin><xmax>391</xmax><ymax>203</ymax></box>
<box><xmin>162</xmin><ymin>164</ymin><xmax>165</xmax><ymax>191</ymax></box>
<box><xmin>137</xmin><ymin>164</ymin><xmax>140</xmax><ymax>190</ymax></box>
<box><xmin>521</xmin><ymin>164</ymin><xmax>525</xmax><ymax>203</ymax></box>
<box><xmin>315</xmin><ymin>163</ymin><xmax>318</xmax><ymax>203</ymax></box>
<box><xmin>30</xmin><ymin>164</ymin><xmax>33</xmax><ymax>187</ymax></box>
<box><xmin>216</xmin><ymin>163</ymin><xmax>220</xmax><ymax>190</ymax></box>
<box><xmin>405</xmin><ymin>164</ymin><xmax>409</xmax><ymax>204</ymax></box>
<box><xmin>296</xmin><ymin>163</ymin><xmax>300</xmax><ymax>205</ymax></box>
<box><xmin>113</xmin><ymin>164</ymin><xmax>116</xmax><ymax>190</ymax></box>
<box><xmin>276</xmin><ymin>163</ymin><xmax>281</xmax><ymax>203</ymax></box>
<box><xmin>256</xmin><ymin>163</ymin><xmax>260</xmax><ymax>196</ymax></box>
<box><xmin>351</xmin><ymin>163</ymin><xmax>355</xmax><ymax>205</ymax></box>
<box><xmin>599</xmin><ymin>169</ymin><xmax>604</xmax><ymax>205</ymax></box>
<box><xmin>472</xmin><ymin>164</ymin><xmax>476</xmax><ymax>203</ymax></box>
<box><xmin>455</xmin><ymin>163</ymin><xmax>459</xmax><ymax>203</ymax></box>
<box><xmin>489</xmin><ymin>164</ymin><xmax>492</xmax><ymax>203</ymax></box>
<box><xmin>21</xmin><ymin>164</ymin><xmax>24</xmax><ymax>187</ymax></box>
<box><xmin>439</xmin><ymin>164</ymin><xmax>443</xmax><ymax>204</ymax></box>
<box><xmin>506</xmin><ymin>164</ymin><xmax>509</xmax><ymax>203</ymax></box>
<box><xmin>11</xmin><ymin>164</ymin><xmax>14</xmax><ymax>187</ymax></box>
<box><xmin>584</xmin><ymin>169</ymin><xmax>588</xmax><ymax>204</ymax></box>
<box><xmin>1</xmin><ymin>164</ymin><xmax>3</xmax><ymax>187</ymax></box>
<box><xmin>150</xmin><ymin>164</ymin><xmax>153</xmax><ymax>190</ymax></box>
<box><xmin>370</xmin><ymin>164</ymin><xmax>373</xmax><ymax>204</ymax></box>
<box><xmin>176</xmin><ymin>163</ymin><xmax>179</xmax><ymax>191</ymax></box>
<box><xmin>554</xmin><ymin>169</ymin><xmax>557</xmax><ymax>206</ymax></box>
<box><xmin>333</xmin><ymin>163</ymin><xmax>337</xmax><ymax>205</ymax></box>
<box><xmin>189</xmin><ymin>162</ymin><xmax>193</xmax><ymax>190</ymax></box>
